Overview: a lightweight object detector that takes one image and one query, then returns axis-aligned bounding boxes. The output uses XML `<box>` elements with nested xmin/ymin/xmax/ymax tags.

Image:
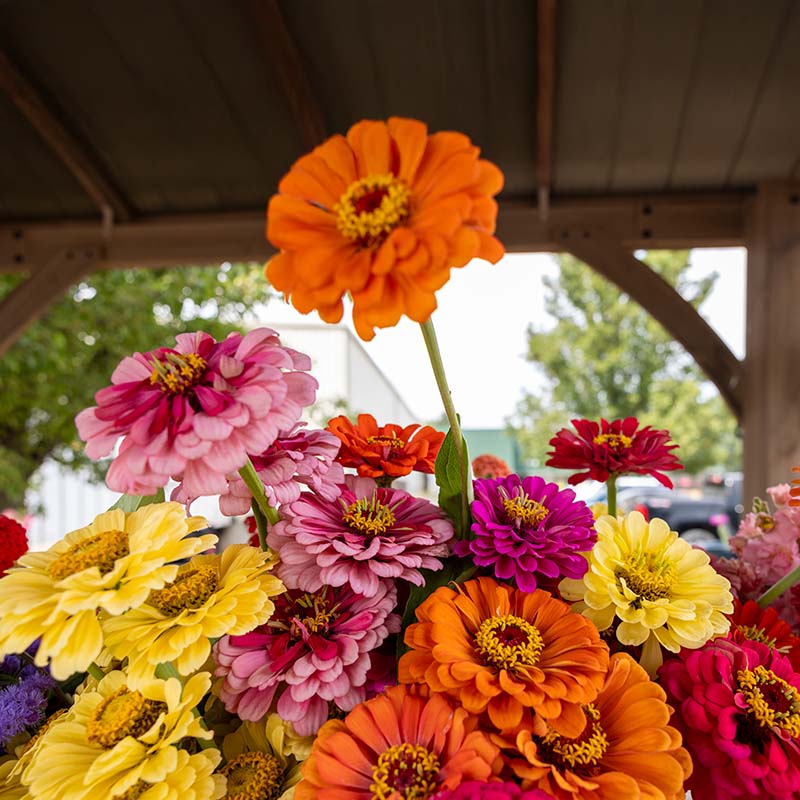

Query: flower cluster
<box><xmin>4</xmin><ymin>117</ymin><xmax>800</xmax><ymax>800</ymax></box>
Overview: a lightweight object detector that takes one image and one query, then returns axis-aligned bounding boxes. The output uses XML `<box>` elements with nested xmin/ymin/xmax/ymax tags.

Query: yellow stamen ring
<box><xmin>370</xmin><ymin>742</ymin><xmax>440</xmax><ymax>800</ymax></box>
<box><xmin>737</xmin><ymin>665</ymin><xmax>800</xmax><ymax>736</ymax></box>
<box><xmin>222</xmin><ymin>751</ymin><xmax>284</xmax><ymax>800</ymax></box>
<box><xmin>148</xmin><ymin>565</ymin><xmax>218</xmax><ymax>616</ymax></box>
<box><xmin>475</xmin><ymin>614</ymin><xmax>545</xmax><ymax>671</ymax></box>
<box><xmin>335</xmin><ymin>174</ymin><xmax>411</xmax><ymax>248</ymax></box>
<box><xmin>49</xmin><ymin>529</ymin><xmax>129</xmax><ymax>581</ymax></box>
<box><xmin>342</xmin><ymin>496</ymin><xmax>396</xmax><ymax>536</ymax></box>
<box><xmin>86</xmin><ymin>687</ymin><xmax>166</xmax><ymax>749</ymax></box>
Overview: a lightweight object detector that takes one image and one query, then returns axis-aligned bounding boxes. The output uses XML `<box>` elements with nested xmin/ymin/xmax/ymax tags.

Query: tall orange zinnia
<box><xmin>399</xmin><ymin>577</ymin><xmax>609</xmax><ymax>733</ymax></box>
<box><xmin>294</xmin><ymin>684</ymin><xmax>500</xmax><ymax>798</ymax></box>
<box><xmin>266</xmin><ymin>117</ymin><xmax>504</xmax><ymax>340</ymax></box>
<box><xmin>498</xmin><ymin>653</ymin><xmax>691</xmax><ymax>800</ymax></box>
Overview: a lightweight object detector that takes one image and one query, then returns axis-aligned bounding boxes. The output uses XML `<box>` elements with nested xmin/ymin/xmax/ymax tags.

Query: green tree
<box><xmin>509</xmin><ymin>251</ymin><xmax>741</xmax><ymax>474</ymax></box>
<box><xmin>0</xmin><ymin>263</ymin><xmax>271</xmax><ymax>509</ymax></box>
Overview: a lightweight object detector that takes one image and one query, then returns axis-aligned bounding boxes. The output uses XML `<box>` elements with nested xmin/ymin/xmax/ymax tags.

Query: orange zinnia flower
<box><xmin>399</xmin><ymin>577</ymin><xmax>609</xmax><ymax>733</ymax></box>
<box><xmin>327</xmin><ymin>413</ymin><xmax>445</xmax><ymax>479</ymax></box>
<box><xmin>294</xmin><ymin>684</ymin><xmax>500</xmax><ymax>799</ymax></box>
<box><xmin>791</xmin><ymin>466</ymin><xmax>800</xmax><ymax>507</ymax></box>
<box><xmin>266</xmin><ymin>117</ymin><xmax>504</xmax><ymax>340</ymax></box>
<box><xmin>499</xmin><ymin>653</ymin><xmax>691</xmax><ymax>800</ymax></box>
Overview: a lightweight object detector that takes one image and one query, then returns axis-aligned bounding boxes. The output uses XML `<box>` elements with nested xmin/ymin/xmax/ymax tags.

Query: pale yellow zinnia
<box><xmin>0</xmin><ymin>503</ymin><xmax>215</xmax><ymax>680</ymax></box>
<box><xmin>21</xmin><ymin>669</ymin><xmax>215</xmax><ymax>800</ymax></box>
<box><xmin>560</xmin><ymin>511</ymin><xmax>733</xmax><ymax>675</ymax></box>
<box><xmin>0</xmin><ymin>758</ymin><xmax>28</xmax><ymax>800</ymax></box>
<box><xmin>102</xmin><ymin>544</ymin><xmax>284</xmax><ymax>685</ymax></box>
<box><xmin>221</xmin><ymin>714</ymin><xmax>311</xmax><ymax>800</ymax></box>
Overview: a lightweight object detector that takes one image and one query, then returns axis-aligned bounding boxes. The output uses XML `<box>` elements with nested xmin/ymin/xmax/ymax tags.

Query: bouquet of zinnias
<box><xmin>2</xmin><ymin>117</ymin><xmax>800</xmax><ymax>800</ymax></box>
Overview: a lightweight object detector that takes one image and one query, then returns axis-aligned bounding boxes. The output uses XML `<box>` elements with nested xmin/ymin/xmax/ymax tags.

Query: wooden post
<box><xmin>744</xmin><ymin>182</ymin><xmax>800</xmax><ymax>505</ymax></box>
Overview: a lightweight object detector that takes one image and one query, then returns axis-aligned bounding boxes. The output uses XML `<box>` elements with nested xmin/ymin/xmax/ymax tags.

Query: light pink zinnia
<box><xmin>267</xmin><ymin>475</ymin><xmax>454</xmax><ymax>597</ymax></box>
<box><xmin>218</xmin><ymin>423</ymin><xmax>344</xmax><ymax>515</ymax></box>
<box><xmin>76</xmin><ymin>328</ymin><xmax>317</xmax><ymax>499</ymax></box>
<box><xmin>214</xmin><ymin>582</ymin><xmax>399</xmax><ymax>735</ymax></box>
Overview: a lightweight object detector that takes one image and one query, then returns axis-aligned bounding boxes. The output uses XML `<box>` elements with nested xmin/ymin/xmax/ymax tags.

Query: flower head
<box><xmin>76</xmin><ymin>328</ymin><xmax>317</xmax><ymax>499</ymax></box>
<box><xmin>268</xmin><ymin>475</ymin><xmax>454</xmax><ymax>597</ymax></box>
<box><xmin>214</xmin><ymin>582</ymin><xmax>399</xmax><ymax>735</ymax></box>
<box><xmin>219</xmin><ymin>423</ymin><xmax>344</xmax><ymax>515</ymax></box>
<box><xmin>455</xmin><ymin>475</ymin><xmax>596</xmax><ymax>592</ymax></box>
<box><xmin>660</xmin><ymin>638</ymin><xmax>800</xmax><ymax>799</ymax></box>
<box><xmin>327</xmin><ymin>413</ymin><xmax>445</xmax><ymax>480</ymax></box>
<box><xmin>0</xmin><ymin>503</ymin><xmax>215</xmax><ymax>680</ymax></box>
<box><xmin>102</xmin><ymin>544</ymin><xmax>284</xmax><ymax>684</ymax></box>
<box><xmin>0</xmin><ymin>655</ymin><xmax>54</xmax><ymax>752</ymax></box>
<box><xmin>728</xmin><ymin>599</ymin><xmax>800</xmax><ymax>670</ymax></box>
<box><xmin>20</xmin><ymin>670</ymin><xmax>218</xmax><ymax>800</ymax></box>
<box><xmin>500</xmin><ymin>653</ymin><xmax>690</xmax><ymax>799</ymax></box>
<box><xmin>546</xmin><ymin>417</ymin><xmax>683</xmax><ymax>487</ymax></box>
<box><xmin>560</xmin><ymin>511</ymin><xmax>733</xmax><ymax>675</ymax></box>
<box><xmin>400</xmin><ymin>577</ymin><xmax>609</xmax><ymax>732</ymax></box>
<box><xmin>267</xmin><ymin>117</ymin><xmax>504</xmax><ymax>340</ymax></box>
<box><xmin>0</xmin><ymin>516</ymin><xmax>27</xmax><ymax>578</ymax></box>
<box><xmin>294</xmin><ymin>684</ymin><xmax>500</xmax><ymax>798</ymax></box>
<box><xmin>471</xmin><ymin>454</ymin><xmax>512</xmax><ymax>480</ymax></box>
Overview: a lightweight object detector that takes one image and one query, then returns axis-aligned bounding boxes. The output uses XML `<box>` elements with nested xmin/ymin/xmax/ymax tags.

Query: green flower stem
<box><xmin>155</xmin><ymin>661</ymin><xmax>216</xmax><ymax>750</ymax></box>
<box><xmin>607</xmin><ymin>474</ymin><xmax>617</xmax><ymax>518</ymax></box>
<box><xmin>757</xmin><ymin>564</ymin><xmax>800</xmax><ymax>608</ymax></box>
<box><xmin>239</xmin><ymin>457</ymin><xmax>280</xmax><ymax>551</ymax></box>
<box><xmin>420</xmin><ymin>318</ymin><xmax>472</xmax><ymax>523</ymax></box>
<box><xmin>87</xmin><ymin>662</ymin><xmax>105</xmax><ymax>681</ymax></box>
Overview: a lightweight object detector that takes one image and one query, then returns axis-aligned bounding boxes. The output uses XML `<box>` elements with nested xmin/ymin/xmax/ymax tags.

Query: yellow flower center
<box><xmin>538</xmin><ymin>703</ymin><xmax>608</xmax><ymax>773</ymax></box>
<box><xmin>86</xmin><ymin>687</ymin><xmax>167</xmax><ymax>749</ymax></box>
<box><xmin>149</xmin><ymin>351</ymin><xmax>207</xmax><ymax>395</ymax></box>
<box><xmin>335</xmin><ymin>174</ymin><xmax>411</xmax><ymax>248</ymax></box>
<box><xmin>342</xmin><ymin>496</ymin><xmax>396</xmax><ymax>536</ymax></box>
<box><xmin>502</xmin><ymin>492</ymin><xmax>549</xmax><ymax>527</ymax></box>
<box><xmin>148</xmin><ymin>565</ymin><xmax>218</xmax><ymax>615</ymax></box>
<box><xmin>222</xmin><ymin>751</ymin><xmax>284</xmax><ymax>800</ymax></box>
<box><xmin>475</xmin><ymin>614</ymin><xmax>545</xmax><ymax>671</ymax></box>
<box><xmin>593</xmin><ymin>432</ymin><xmax>632</xmax><ymax>451</ymax></box>
<box><xmin>756</xmin><ymin>512</ymin><xmax>776</xmax><ymax>532</ymax></box>
<box><xmin>48</xmin><ymin>529</ymin><xmax>129</xmax><ymax>581</ymax></box>
<box><xmin>616</xmin><ymin>551</ymin><xmax>676</xmax><ymax>602</ymax></box>
<box><xmin>366</xmin><ymin>435</ymin><xmax>406</xmax><ymax>449</ymax></box>
<box><xmin>113</xmin><ymin>781</ymin><xmax>151</xmax><ymax>800</ymax></box>
<box><xmin>289</xmin><ymin>592</ymin><xmax>335</xmax><ymax>638</ymax></box>
<box><xmin>737</xmin><ymin>625</ymin><xmax>778</xmax><ymax>649</ymax></box>
<box><xmin>370</xmin><ymin>742</ymin><xmax>440</xmax><ymax>800</ymax></box>
<box><xmin>737</xmin><ymin>665</ymin><xmax>800</xmax><ymax>737</ymax></box>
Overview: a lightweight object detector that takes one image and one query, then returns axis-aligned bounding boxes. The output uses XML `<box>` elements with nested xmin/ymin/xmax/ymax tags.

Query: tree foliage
<box><xmin>510</xmin><ymin>251</ymin><xmax>741</xmax><ymax>474</ymax></box>
<box><xmin>0</xmin><ymin>263</ymin><xmax>269</xmax><ymax>509</ymax></box>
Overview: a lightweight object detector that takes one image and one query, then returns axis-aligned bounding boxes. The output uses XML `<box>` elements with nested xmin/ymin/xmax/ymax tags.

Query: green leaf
<box><xmin>434</xmin><ymin>426</ymin><xmax>471</xmax><ymax>537</ymax></box>
<box><xmin>110</xmin><ymin>488</ymin><xmax>165</xmax><ymax>513</ymax></box>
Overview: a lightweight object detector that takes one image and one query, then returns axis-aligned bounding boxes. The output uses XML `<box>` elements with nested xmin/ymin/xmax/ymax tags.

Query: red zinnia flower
<box><xmin>327</xmin><ymin>413</ymin><xmax>444</xmax><ymax>480</ymax></box>
<box><xmin>546</xmin><ymin>417</ymin><xmax>683</xmax><ymax>487</ymax></box>
<box><xmin>728</xmin><ymin>599</ymin><xmax>800</xmax><ymax>670</ymax></box>
<box><xmin>0</xmin><ymin>514</ymin><xmax>28</xmax><ymax>577</ymax></box>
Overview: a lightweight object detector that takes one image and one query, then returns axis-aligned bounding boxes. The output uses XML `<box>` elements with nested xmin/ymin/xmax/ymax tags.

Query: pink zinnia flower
<box><xmin>267</xmin><ymin>475</ymin><xmax>454</xmax><ymax>597</ymax></box>
<box><xmin>218</xmin><ymin>423</ymin><xmax>344</xmax><ymax>515</ymax></box>
<box><xmin>76</xmin><ymin>328</ymin><xmax>317</xmax><ymax>499</ymax></box>
<box><xmin>660</xmin><ymin>638</ymin><xmax>800</xmax><ymax>799</ymax></box>
<box><xmin>214</xmin><ymin>582</ymin><xmax>398</xmax><ymax>735</ymax></box>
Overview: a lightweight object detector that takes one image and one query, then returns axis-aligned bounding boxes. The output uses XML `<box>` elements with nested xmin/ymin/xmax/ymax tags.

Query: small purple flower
<box><xmin>455</xmin><ymin>475</ymin><xmax>595</xmax><ymax>592</ymax></box>
<box><xmin>433</xmin><ymin>782</ymin><xmax>555</xmax><ymax>799</ymax></box>
<box><xmin>0</xmin><ymin>653</ymin><xmax>54</xmax><ymax>751</ymax></box>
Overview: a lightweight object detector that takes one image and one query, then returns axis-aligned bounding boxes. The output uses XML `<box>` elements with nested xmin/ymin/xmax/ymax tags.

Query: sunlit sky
<box><xmin>263</xmin><ymin>248</ymin><xmax>747</xmax><ymax>428</ymax></box>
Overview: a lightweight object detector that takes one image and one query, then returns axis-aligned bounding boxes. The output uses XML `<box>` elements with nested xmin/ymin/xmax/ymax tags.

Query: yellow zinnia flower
<box><xmin>221</xmin><ymin>715</ymin><xmax>311</xmax><ymax>800</ymax></box>
<box><xmin>560</xmin><ymin>511</ymin><xmax>733</xmax><ymax>675</ymax></box>
<box><xmin>21</xmin><ymin>670</ymin><xmax>215</xmax><ymax>800</ymax></box>
<box><xmin>102</xmin><ymin>545</ymin><xmax>283</xmax><ymax>685</ymax></box>
<box><xmin>0</xmin><ymin>758</ymin><xmax>28</xmax><ymax>800</ymax></box>
<box><xmin>0</xmin><ymin>503</ymin><xmax>215</xmax><ymax>680</ymax></box>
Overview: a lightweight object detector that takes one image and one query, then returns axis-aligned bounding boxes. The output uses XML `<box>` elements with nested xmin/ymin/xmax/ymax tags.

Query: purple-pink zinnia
<box><xmin>434</xmin><ymin>783</ymin><xmax>554</xmax><ymax>800</ymax></box>
<box><xmin>76</xmin><ymin>328</ymin><xmax>317</xmax><ymax>499</ymax></box>
<box><xmin>214</xmin><ymin>582</ymin><xmax>398</xmax><ymax>736</ymax></box>
<box><xmin>267</xmin><ymin>475</ymin><xmax>454</xmax><ymax>597</ymax></box>
<box><xmin>660</xmin><ymin>637</ymin><xmax>800</xmax><ymax>799</ymax></box>
<box><xmin>218</xmin><ymin>423</ymin><xmax>344</xmax><ymax>515</ymax></box>
<box><xmin>454</xmin><ymin>475</ymin><xmax>595</xmax><ymax>592</ymax></box>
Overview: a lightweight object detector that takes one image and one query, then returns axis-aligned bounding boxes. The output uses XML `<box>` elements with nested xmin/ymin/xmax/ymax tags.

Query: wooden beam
<box><xmin>0</xmin><ymin>247</ymin><xmax>101</xmax><ymax>356</ymax></box>
<box><xmin>0</xmin><ymin>191</ymin><xmax>748</xmax><ymax>275</ymax></box>
<box><xmin>0</xmin><ymin>49</ymin><xmax>134</xmax><ymax>223</ymax></box>
<box><xmin>563</xmin><ymin>234</ymin><xmax>743</xmax><ymax>418</ymax></box>
<box><xmin>536</xmin><ymin>0</ymin><xmax>557</xmax><ymax>220</ymax></box>
<box><xmin>246</xmin><ymin>0</ymin><xmax>326</xmax><ymax>151</ymax></box>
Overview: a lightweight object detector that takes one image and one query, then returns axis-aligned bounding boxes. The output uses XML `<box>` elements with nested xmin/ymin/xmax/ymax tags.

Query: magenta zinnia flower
<box><xmin>454</xmin><ymin>475</ymin><xmax>595</xmax><ymax>592</ymax></box>
<box><xmin>218</xmin><ymin>423</ymin><xmax>344</xmax><ymax>515</ymax></box>
<box><xmin>76</xmin><ymin>328</ymin><xmax>317</xmax><ymax>498</ymax></box>
<box><xmin>434</xmin><ymin>783</ymin><xmax>554</xmax><ymax>800</ymax></box>
<box><xmin>267</xmin><ymin>475</ymin><xmax>454</xmax><ymax>597</ymax></box>
<box><xmin>660</xmin><ymin>638</ymin><xmax>800</xmax><ymax>799</ymax></box>
<box><xmin>546</xmin><ymin>417</ymin><xmax>683</xmax><ymax>487</ymax></box>
<box><xmin>214</xmin><ymin>582</ymin><xmax>399</xmax><ymax>735</ymax></box>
